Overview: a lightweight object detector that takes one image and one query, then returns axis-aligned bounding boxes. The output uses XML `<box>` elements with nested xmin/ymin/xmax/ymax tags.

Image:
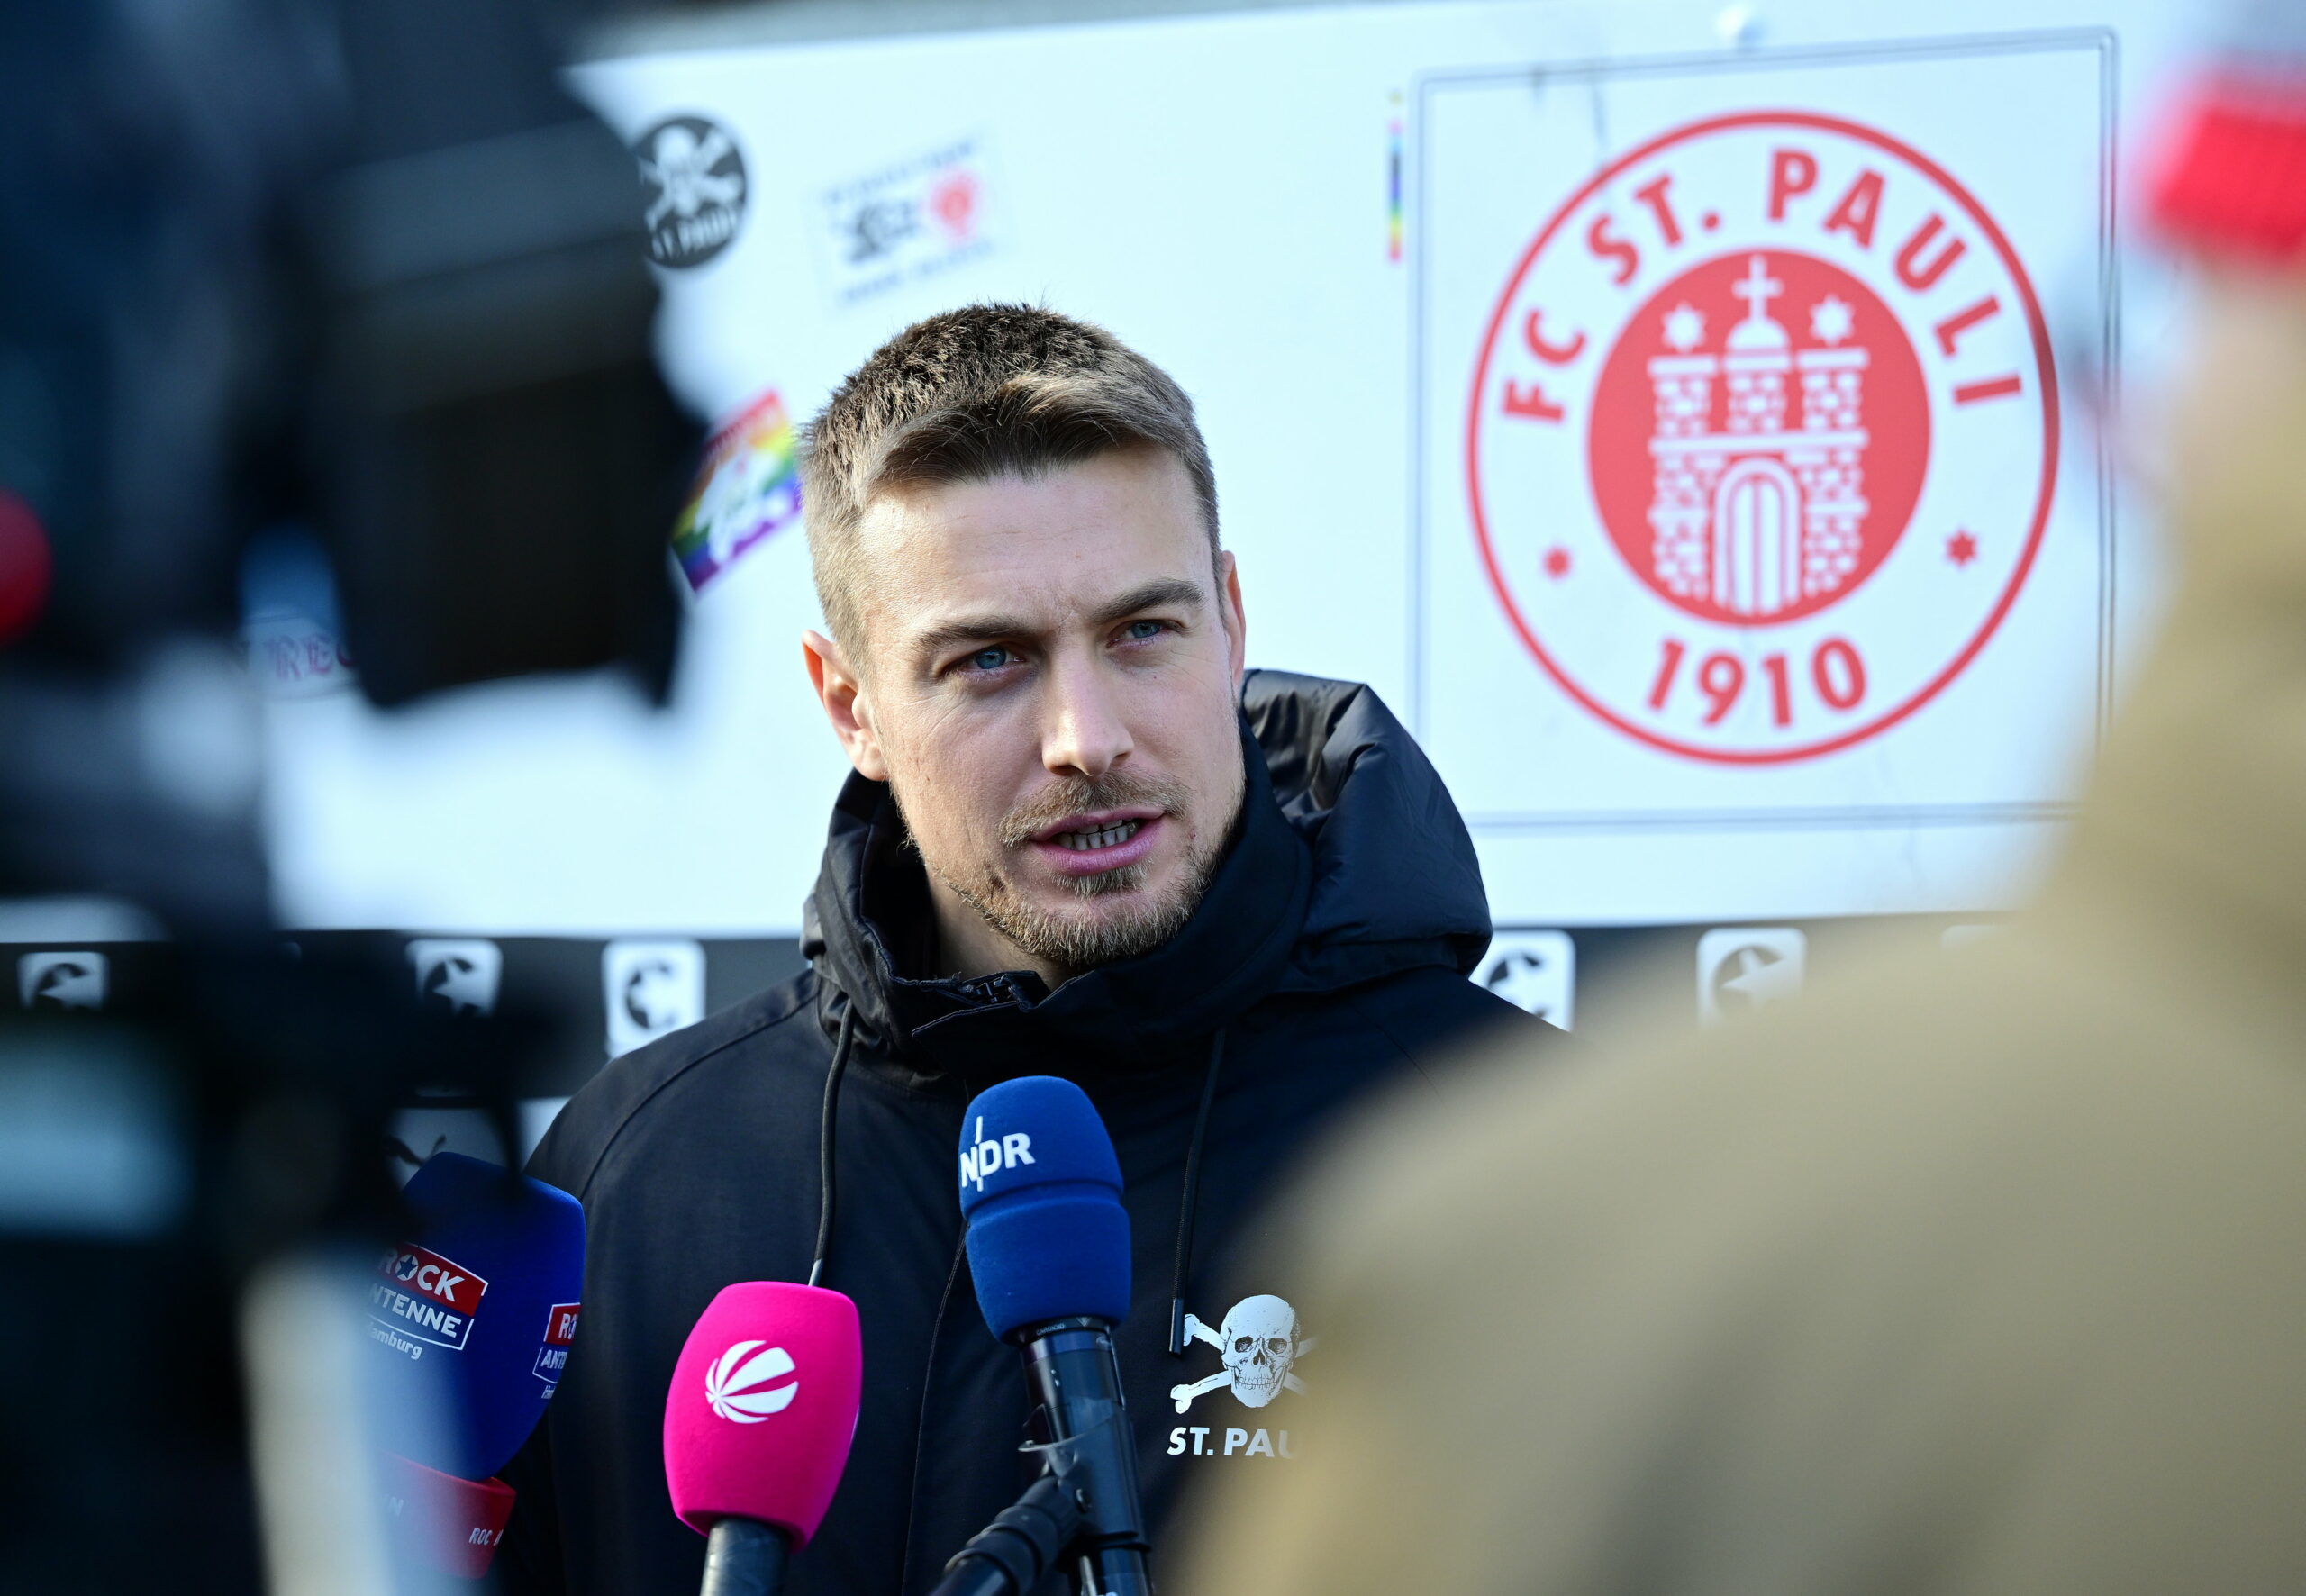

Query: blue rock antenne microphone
<box><xmin>366</xmin><ymin>1152</ymin><xmax>586</xmax><ymax>1578</ymax></box>
<box><xmin>957</xmin><ymin>1077</ymin><xmax>1151</xmax><ymax>1596</ymax></box>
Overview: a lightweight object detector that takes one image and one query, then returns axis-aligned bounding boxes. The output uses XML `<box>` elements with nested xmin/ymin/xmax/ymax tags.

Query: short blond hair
<box><xmin>799</xmin><ymin>304</ymin><xmax>1220</xmax><ymax>657</ymax></box>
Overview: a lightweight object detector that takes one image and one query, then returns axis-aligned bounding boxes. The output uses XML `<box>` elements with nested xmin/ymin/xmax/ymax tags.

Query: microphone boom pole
<box><xmin>1019</xmin><ymin>1319</ymin><xmax>1149</xmax><ymax>1596</ymax></box>
<box><xmin>931</xmin><ymin>1463</ymin><xmax>1085</xmax><ymax>1596</ymax></box>
<box><xmin>953</xmin><ymin>1077</ymin><xmax>1158</xmax><ymax>1596</ymax></box>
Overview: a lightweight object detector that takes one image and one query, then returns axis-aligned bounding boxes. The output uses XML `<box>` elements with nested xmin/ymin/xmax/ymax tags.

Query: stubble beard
<box><xmin>911</xmin><ymin>768</ymin><xmax>1231</xmax><ymax>976</ymax></box>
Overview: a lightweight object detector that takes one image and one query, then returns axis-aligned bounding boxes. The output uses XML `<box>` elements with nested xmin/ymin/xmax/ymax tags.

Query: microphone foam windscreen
<box><xmin>368</xmin><ymin>1153</ymin><xmax>586</xmax><ymax>1481</ymax></box>
<box><xmin>664</xmin><ymin>1283</ymin><xmax>862</xmax><ymax>1545</ymax></box>
<box><xmin>958</xmin><ymin>1076</ymin><xmax>1130</xmax><ymax>1339</ymax></box>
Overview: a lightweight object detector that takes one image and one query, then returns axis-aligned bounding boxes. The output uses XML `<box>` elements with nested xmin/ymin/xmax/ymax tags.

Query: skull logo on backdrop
<box><xmin>1170</xmin><ymin>1294</ymin><xmax>1315</xmax><ymax>1413</ymax></box>
<box><xmin>634</xmin><ymin>115</ymin><xmax>748</xmax><ymax>269</ymax></box>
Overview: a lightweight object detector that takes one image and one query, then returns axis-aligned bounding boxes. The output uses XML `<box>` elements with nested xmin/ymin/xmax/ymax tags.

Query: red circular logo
<box><xmin>1466</xmin><ymin>112</ymin><xmax>2058</xmax><ymax>764</ymax></box>
<box><xmin>1587</xmin><ymin>249</ymin><xmax>1930</xmax><ymax>625</ymax></box>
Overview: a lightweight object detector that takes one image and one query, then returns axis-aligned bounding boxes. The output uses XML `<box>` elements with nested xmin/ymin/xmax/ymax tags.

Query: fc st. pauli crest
<box><xmin>1469</xmin><ymin>111</ymin><xmax>2057</xmax><ymax>763</ymax></box>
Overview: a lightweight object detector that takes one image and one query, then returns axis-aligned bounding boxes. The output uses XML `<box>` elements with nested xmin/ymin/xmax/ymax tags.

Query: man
<box><xmin>1182</xmin><ymin>16</ymin><xmax>2306</xmax><ymax>1595</ymax></box>
<box><xmin>499</xmin><ymin>304</ymin><xmax>1553</xmax><ymax>1593</ymax></box>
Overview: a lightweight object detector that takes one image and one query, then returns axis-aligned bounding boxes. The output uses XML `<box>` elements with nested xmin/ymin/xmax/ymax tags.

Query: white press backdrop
<box><xmin>260</xmin><ymin>0</ymin><xmax>2204</xmax><ymax>938</ymax></box>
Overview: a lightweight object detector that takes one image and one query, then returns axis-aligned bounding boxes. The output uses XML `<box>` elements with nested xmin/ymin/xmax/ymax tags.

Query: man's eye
<box><xmin>1122</xmin><ymin>621</ymin><xmax>1167</xmax><ymax>641</ymax></box>
<box><xmin>966</xmin><ymin>647</ymin><xmax>1013</xmax><ymax>673</ymax></box>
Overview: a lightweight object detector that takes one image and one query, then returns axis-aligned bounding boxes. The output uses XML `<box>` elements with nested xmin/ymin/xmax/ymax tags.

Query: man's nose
<box><xmin>1040</xmin><ymin>651</ymin><xmax>1133</xmax><ymax>780</ymax></box>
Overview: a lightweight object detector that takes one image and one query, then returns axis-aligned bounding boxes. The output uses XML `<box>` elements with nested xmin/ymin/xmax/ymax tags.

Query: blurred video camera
<box><xmin>0</xmin><ymin>1</ymin><xmax>696</xmax><ymax>1589</ymax></box>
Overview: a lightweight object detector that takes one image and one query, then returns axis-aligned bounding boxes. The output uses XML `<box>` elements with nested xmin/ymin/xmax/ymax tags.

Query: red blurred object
<box><xmin>0</xmin><ymin>491</ymin><xmax>51</xmax><ymax>645</ymax></box>
<box><xmin>383</xmin><ymin>1453</ymin><xmax>516</xmax><ymax>1579</ymax></box>
<box><xmin>2147</xmin><ymin>71</ymin><xmax>2306</xmax><ymax>264</ymax></box>
<box><xmin>930</xmin><ymin>169</ymin><xmax>979</xmax><ymax>240</ymax></box>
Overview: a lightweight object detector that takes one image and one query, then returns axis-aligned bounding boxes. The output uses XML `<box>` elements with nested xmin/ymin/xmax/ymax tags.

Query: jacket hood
<box><xmin>800</xmin><ymin>669</ymin><xmax>1492</xmax><ymax>1075</ymax></box>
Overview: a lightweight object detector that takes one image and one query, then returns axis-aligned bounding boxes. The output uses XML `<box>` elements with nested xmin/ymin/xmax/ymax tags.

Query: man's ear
<box><xmin>1217</xmin><ymin>550</ymin><xmax>1248</xmax><ymax>687</ymax></box>
<box><xmin>803</xmin><ymin>629</ymin><xmax>890</xmax><ymax>782</ymax></box>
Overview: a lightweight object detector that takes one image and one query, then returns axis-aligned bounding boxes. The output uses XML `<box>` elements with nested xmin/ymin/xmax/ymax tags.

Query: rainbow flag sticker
<box><xmin>1387</xmin><ymin>95</ymin><xmax>1404</xmax><ymax>263</ymax></box>
<box><xmin>670</xmin><ymin>389</ymin><xmax>803</xmax><ymax>594</ymax></box>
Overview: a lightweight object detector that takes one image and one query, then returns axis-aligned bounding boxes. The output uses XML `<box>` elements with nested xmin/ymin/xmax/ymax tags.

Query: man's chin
<box><xmin>1027</xmin><ymin>868</ymin><xmax>1180</xmax><ymax>939</ymax></box>
<box><xmin>976</xmin><ymin>866</ymin><xmax>1203</xmax><ymax>974</ymax></box>
<box><xmin>1054</xmin><ymin>862</ymin><xmax>1149</xmax><ymax>902</ymax></box>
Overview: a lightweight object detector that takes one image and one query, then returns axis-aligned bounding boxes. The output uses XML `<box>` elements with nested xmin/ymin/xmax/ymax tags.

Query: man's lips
<box><xmin>1024</xmin><ymin>809</ymin><xmax>1167</xmax><ymax>875</ymax></box>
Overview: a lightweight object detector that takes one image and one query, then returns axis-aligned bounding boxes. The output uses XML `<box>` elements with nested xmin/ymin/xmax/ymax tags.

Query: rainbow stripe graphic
<box><xmin>670</xmin><ymin>389</ymin><xmax>803</xmax><ymax>594</ymax></box>
<box><xmin>1387</xmin><ymin>98</ymin><xmax>1404</xmax><ymax>263</ymax></box>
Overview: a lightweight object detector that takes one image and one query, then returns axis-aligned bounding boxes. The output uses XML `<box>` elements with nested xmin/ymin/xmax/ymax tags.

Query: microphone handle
<box><xmin>700</xmin><ymin>1517</ymin><xmax>791</xmax><ymax>1596</ymax></box>
<box><xmin>1017</xmin><ymin>1319</ymin><xmax>1152</xmax><ymax>1596</ymax></box>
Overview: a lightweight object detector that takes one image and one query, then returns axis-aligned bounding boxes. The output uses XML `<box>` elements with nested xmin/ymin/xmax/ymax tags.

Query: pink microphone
<box><xmin>664</xmin><ymin>1282</ymin><xmax>863</xmax><ymax>1596</ymax></box>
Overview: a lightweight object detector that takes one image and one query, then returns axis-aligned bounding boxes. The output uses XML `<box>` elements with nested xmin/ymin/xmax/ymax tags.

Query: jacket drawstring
<box><xmin>1168</xmin><ymin>1029</ymin><xmax>1227</xmax><ymax>1356</ymax></box>
<box><xmin>807</xmin><ymin>1006</ymin><xmax>860</xmax><ymax>1288</ymax></box>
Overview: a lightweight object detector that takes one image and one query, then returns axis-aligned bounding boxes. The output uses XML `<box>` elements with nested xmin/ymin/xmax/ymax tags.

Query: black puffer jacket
<box><xmin>499</xmin><ymin>670</ymin><xmax>1554</xmax><ymax>1595</ymax></box>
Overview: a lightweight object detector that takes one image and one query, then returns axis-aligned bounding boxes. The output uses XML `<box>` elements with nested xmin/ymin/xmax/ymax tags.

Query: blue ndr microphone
<box><xmin>959</xmin><ymin>1077</ymin><xmax>1130</xmax><ymax>1340</ymax></box>
<box><xmin>957</xmin><ymin>1078</ymin><xmax>1150</xmax><ymax>1596</ymax></box>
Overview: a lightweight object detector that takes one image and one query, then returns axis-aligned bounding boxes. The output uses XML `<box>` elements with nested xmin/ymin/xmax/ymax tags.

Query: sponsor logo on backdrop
<box><xmin>1695</xmin><ymin>926</ymin><xmax>1805</xmax><ymax>1023</ymax></box>
<box><xmin>1477</xmin><ymin>929</ymin><xmax>1575</xmax><ymax>1028</ymax></box>
<box><xmin>1468</xmin><ymin>112</ymin><xmax>2056</xmax><ymax>763</ymax></box>
<box><xmin>636</xmin><ymin>115</ymin><xmax>748</xmax><ymax>269</ymax></box>
<box><xmin>534</xmin><ymin>1301</ymin><xmax>580</xmax><ymax>1386</ymax></box>
<box><xmin>669</xmin><ymin>393</ymin><xmax>802</xmax><ymax>594</ymax></box>
<box><xmin>17</xmin><ymin>950</ymin><xmax>107</xmax><ymax>1011</ymax></box>
<box><xmin>241</xmin><ymin>615</ymin><xmax>355</xmax><ymax>697</ymax></box>
<box><xmin>408</xmin><ymin>939</ymin><xmax>502</xmax><ymax>1019</ymax></box>
<box><xmin>238</xmin><ymin>530</ymin><xmax>355</xmax><ymax>697</ymax></box>
<box><xmin>704</xmin><ymin>1340</ymin><xmax>798</xmax><ymax>1424</ymax></box>
<box><xmin>814</xmin><ymin>137</ymin><xmax>998</xmax><ymax>305</ymax></box>
<box><xmin>603</xmin><ymin>939</ymin><xmax>704</xmax><ymax>1058</ymax></box>
<box><xmin>370</xmin><ymin>1242</ymin><xmax>489</xmax><ymax>1354</ymax></box>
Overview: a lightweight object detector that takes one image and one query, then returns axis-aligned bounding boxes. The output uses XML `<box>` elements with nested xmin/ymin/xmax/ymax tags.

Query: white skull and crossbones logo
<box><xmin>640</xmin><ymin>123</ymin><xmax>742</xmax><ymax>231</ymax></box>
<box><xmin>1169</xmin><ymin>1294</ymin><xmax>1314</xmax><ymax>1414</ymax></box>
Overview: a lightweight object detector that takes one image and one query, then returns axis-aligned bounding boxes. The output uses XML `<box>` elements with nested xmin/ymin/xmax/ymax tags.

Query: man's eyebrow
<box><xmin>908</xmin><ymin>613</ymin><xmax>1035</xmax><ymax>658</ymax></box>
<box><xmin>1087</xmin><ymin>577</ymin><xmax>1205</xmax><ymax>628</ymax></box>
<box><xmin>907</xmin><ymin>577</ymin><xmax>1208</xmax><ymax>659</ymax></box>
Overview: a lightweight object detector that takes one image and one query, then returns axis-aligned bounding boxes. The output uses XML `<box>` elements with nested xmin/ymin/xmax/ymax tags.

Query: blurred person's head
<box><xmin>2164</xmin><ymin>268</ymin><xmax>2306</xmax><ymax>567</ymax></box>
<box><xmin>2054</xmin><ymin>19</ymin><xmax>2306</xmax><ymax>948</ymax></box>
<box><xmin>1176</xmin><ymin>39</ymin><xmax>2306</xmax><ymax>1596</ymax></box>
<box><xmin>2146</xmin><ymin>42</ymin><xmax>2306</xmax><ymax>587</ymax></box>
<box><xmin>798</xmin><ymin>305</ymin><xmax>1247</xmax><ymax>984</ymax></box>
